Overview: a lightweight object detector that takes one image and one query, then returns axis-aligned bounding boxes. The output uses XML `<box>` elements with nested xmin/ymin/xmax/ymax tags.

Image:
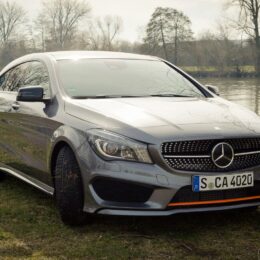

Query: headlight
<box><xmin>87</xmin><ymin>129</ymin><xmax>152</xmax><ymax>164</ymax></box>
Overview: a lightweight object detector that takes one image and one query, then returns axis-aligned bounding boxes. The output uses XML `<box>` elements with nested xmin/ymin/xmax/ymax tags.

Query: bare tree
<box><xmin>85</xmin><ymin>20</ymin><xmax>103</xmax><ymax>50</ymax></box>
<box><xmin>34</xmin><ymin>14</ymin><xmax>47</xmax><ymax>51</ymax></box>
<box><xmin>144</xmin><ymin>7</ymin><xmax>193</xmax><ymax>63</ymax></box>
<box><xmin>86</xmin><ymin>16</ymin><xmax>123</xmax><ymax>50</ymax></box>
<box><xmin>229</xmin><ymin>0</ymin><xmax>260</xmax><ymax>75</ymax></box>
<box><xmin>37</xmin><ymin>0</ymin><xmax>91</xmax><ymax>49</ymax></box>
<box><xmin>144</xmin><ymin>8</ymin><xmax>171</xmax><ymax>59</ymax></box>
<box><xmin>0</xmin><ymin>1</ymin><xmax>25</xmax><ymax>46</ymax></box>
<box><xmin>170</xmin><ymin>10</ymin><xmax>193</xmax><ymax>64</ymax></box>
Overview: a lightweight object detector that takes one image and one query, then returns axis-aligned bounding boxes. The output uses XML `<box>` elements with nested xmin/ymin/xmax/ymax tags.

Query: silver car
<box><xmin>0</xmin><ymin>51</ymin><xmax>260</xmax><ymax>225</ymax></box>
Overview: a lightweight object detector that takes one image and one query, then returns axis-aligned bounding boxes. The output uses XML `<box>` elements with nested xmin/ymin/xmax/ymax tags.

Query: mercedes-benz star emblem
<box><xmin>211</xmin><ymin>142</ymin><xmax>234</xmax><ymax>168</ymax></box>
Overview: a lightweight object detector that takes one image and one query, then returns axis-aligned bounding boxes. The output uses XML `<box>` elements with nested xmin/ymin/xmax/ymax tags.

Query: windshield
<box><xmin>57</xmin><ymin>59</ymin><xmax>205</xmax><ymax>98</ymax></box>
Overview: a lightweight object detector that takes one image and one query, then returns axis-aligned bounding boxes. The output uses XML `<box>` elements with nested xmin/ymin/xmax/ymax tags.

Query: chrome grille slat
<box><xmin>161</xmin><ymin>138</ymin><xmax>260</xmax><ymax>172</ymax></box>
<box><xmin>163</xmin><ymin>155</ymin><xmax>211</xmax><ymax>158</ymax></box>
<box><xmin>235</xmin><ymin>150</ymin><xmax>260</xmax><ymax>156</ymax></box>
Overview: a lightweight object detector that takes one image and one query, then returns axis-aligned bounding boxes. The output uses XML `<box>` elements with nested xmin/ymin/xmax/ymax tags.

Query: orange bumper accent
<box><xmin>168</xmin><ymin>195</ymin><xmax>260</xmax><ymax>207</ymax></box>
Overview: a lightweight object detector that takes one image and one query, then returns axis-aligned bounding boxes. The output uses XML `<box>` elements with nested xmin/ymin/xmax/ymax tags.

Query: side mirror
<box><xmin>205</xmin><ymin>85</ymin><xmax>220</xmax><ymax>96</ymax></box>
<box><xmin>17</xmin><ymin>86</ymin><xmax>46</xmax><ymax>102</ymax></box>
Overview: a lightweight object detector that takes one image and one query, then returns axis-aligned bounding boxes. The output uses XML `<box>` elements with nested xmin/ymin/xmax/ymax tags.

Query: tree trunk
<box><xmin>174</xmin><ymin>37</ymin><xmax>178</xmax><ymax>65</ymax></box>
<box><xmin>253</xmin><ymin>0</ymin><xmax>260</xmax><ymax>75</ymax></box>
<box><xmin>255</xmin><ymin>16</ymin><xmax>260</xmax><ymax>75</ymax></box>
<box><xmin>174</xmin><ymin>26</ymin><xmax>178</xmax><ymax>65</ymax></box>
<box><xmin>159</xmin><ymin>17</ymin><xmax>168</xmax><ymax>60</ymax></box>
<box><xmin>256</xmin><ymin>37</ymin><xmax>260</xmax><ymax>76</ymax></box>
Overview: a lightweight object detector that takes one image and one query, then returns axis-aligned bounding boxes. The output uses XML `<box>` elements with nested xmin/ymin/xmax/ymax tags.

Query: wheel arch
<box><xmin>48</xmin><ymin>125</ymin><xmax>87</xmax><ymax>173</ymax></box>
<box><xmin>49</xmin><ymin>139</ymin><xmax>76</xmax><ymax>187</ymax></box>
<box><xmin>50</xmin><ymin>140</ymin><xmax>69</xmax><ymax>177</ymax></box>
<box><xmin>49</xmin><ymin>134</ymin><xmax>86</xmax><ymax>188</ymax></box>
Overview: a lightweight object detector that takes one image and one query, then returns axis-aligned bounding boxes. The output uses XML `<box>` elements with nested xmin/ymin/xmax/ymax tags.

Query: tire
<box><xmin>0</xmin><ymin>171</ymin><xmax>6</xmax><ymax>182</ymax></box>
<box><xmin>242</xmin><ymin>206</ymin><xmax>258</xmax><ymax>212</ymax></box>
<box><xmin>54</xmin><ymin>146</ymin><xmax>88</xmax><ymax>226</ymax></box>
<box><xmin>233</xmin><ymin>206</ymin><xmax>258</xmax><ymax>214</ymax></box>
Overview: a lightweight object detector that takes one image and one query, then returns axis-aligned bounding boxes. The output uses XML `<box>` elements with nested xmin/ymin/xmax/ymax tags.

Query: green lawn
<box><xmin>181</xmin><ymin>66</ymin><xmax>256</xmax><ymax>73</ymax></box>
<box><xmin>0</xmin><ymin>176</ymin><xmax>260</xmax><ymax>259</ymax></box>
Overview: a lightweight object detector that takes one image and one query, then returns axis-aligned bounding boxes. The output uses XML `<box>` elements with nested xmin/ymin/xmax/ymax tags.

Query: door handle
<box><xmin>12</xmin><ymin>102</ymin><xmax>20</xmax><ymax>110</ymax></box>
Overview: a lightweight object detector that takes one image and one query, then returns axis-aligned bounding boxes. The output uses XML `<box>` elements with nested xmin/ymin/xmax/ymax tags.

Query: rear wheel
<box><xmin>54</xmin><ymin>146</ymin><xmax>88</xmax><ymax>225</ymax></box>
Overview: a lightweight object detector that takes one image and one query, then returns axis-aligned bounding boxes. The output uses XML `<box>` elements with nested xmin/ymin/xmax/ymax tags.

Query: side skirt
<box><xmin>0</xmin><ymin>166</ymin><xmax>54</xmax><ymax>195</ymax></box>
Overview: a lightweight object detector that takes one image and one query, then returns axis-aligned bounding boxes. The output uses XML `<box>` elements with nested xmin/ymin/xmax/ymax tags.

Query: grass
<box><xmin>0</xmin><ymin>176</ymin><xmax>260</xmax><ymax>259</ymax></box>
<box><xmin>180</xmin><ymin>66</ymin><xmax>256</xmax><ymax>73</ymax></box>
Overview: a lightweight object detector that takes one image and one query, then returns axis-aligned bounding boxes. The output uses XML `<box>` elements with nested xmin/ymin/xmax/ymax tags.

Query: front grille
<box><xmin>162</xmin><ymin>138</ymin><xmax>260</xmax><ymax>172</ymax></box>
<box><xmin>168</xmin><ymin>181</ymin><xmax>260</xmax><ymax>207</ymax></box>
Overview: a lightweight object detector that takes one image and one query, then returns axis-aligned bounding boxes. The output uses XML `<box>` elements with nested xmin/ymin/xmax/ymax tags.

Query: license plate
<box><xmin>192</xmin><ymin>172</ymin><xmax>254</xmax><ymax>192</ymax></box>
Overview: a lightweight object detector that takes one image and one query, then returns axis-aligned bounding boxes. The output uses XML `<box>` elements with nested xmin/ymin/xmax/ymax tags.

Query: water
<box><xmin>199</xmin><ymin>78</ymin><xmax>260</xmax><ymax>114</ymax></box>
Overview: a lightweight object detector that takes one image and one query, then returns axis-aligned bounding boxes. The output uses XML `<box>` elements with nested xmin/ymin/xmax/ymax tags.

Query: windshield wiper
<box><xmin>72</xmin><ymin>94</ymin><xmax>194</xmax><ymax>99</ymax></box>
<box><xmin>72</xmin><ymin>95</ymin><xmax>146</xmax><ymax>99</ymax></box>
<box><xmin>72</xmin><ymin>95</ymin><xmax>118</xmax><ymax>99</ymax></box>
<box><xmin>148</xmin><ymin>94</ymin><xmax>193</xmax><ymax>97</ymax></box>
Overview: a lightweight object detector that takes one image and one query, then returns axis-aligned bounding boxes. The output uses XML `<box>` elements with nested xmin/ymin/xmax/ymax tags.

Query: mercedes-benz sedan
<box><xmin>0</xmin><ymin>51</ymin><xmax>260</xmax><ymax>225</ymax></box>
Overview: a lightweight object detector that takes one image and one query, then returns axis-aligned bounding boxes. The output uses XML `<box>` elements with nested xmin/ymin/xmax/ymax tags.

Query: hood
<box><xmin>65</xmin><ymin>97</ymin><xmax>260</xmax><ymax>142</ymax></box>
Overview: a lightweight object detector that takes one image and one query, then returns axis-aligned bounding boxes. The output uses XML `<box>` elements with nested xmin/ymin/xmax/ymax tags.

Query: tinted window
<box><xmin>0</xmin><ymin>66</ymin><xmax>23</xmax><ymax>92</ymax></box>
<box><xmin>57</xmin><ymin>59</ymin><xmax>204</xmax><ymax>98</ymax></box>
<box><xmin>0</xmin><ymin>61</ymin><xmax>50</xmax><ymax>97</ymax></box>
<box><xmin>0</xmin><ymin>73</ymin><xmax>6</xmax><ymax>90</ymax></box>
<box><xmin>21</xmin><ymin>62</ymin><xmax>50</xmax><ymax>97</ymax></box>
<box><xmin>0</xmin><ymin>74</ymin><xmax>4</xmax><ymax>88</ymax></box>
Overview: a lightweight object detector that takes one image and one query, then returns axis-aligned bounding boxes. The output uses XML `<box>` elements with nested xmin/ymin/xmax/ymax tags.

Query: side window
<box><xmin>7</xmin><ymin>66</ymin><xmax>24</xmax><ymax>92</ymax></box>
<box><xmin>0</xmin><ymin>74</ymin><xmax>6</xmax><ymax>90</ymax></box>
<box><xmin>0</xmin><ymin>66</ymin><xmax>24</xmax><ymax>92</ymax></box>
<box><xmin>0</xmin><ymin>61</ymin><xmax>51</xmax><ymax>96</ymax></box>
<box><xmin>20</xmin><ymin>61</ymin><xmax>51</xmax><ymax>98</ymax></box>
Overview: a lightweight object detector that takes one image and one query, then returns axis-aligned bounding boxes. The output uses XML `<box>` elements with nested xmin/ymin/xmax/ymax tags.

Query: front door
<box><xmin>0</xmin><ymin>61</ymin><xmax>60</xmax><ymax>186</ymax></box>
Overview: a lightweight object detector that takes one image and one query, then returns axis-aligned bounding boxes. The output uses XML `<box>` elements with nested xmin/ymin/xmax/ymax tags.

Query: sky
<box><xmin>17</xmin><ymin>0</ymin><xmax>233</xmax><ymax>42</ymax></box>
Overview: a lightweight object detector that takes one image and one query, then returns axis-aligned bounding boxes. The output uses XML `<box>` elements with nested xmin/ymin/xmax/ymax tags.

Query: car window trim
<box><xmin>163</xmin><ymin>60</ymin><xmax>213</xmax><ymax>98</ymax></box>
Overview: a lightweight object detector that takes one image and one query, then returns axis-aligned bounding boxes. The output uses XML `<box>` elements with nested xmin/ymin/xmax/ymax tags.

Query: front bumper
<box><xmin>98</xmin><ymin>201</ymin><xmax>260</xmax><ymax>216</ymax></box>
<box><xmin>76</xmin><ymin>141</ymin><xmax>260</xmax><ymax>216</ymax></box>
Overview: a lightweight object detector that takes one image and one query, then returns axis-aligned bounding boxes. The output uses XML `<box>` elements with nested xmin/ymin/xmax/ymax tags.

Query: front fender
<box><xmin>47</xmin><ymin>125</ymin><xmax>87</xmax><ymax>173</ymax></box>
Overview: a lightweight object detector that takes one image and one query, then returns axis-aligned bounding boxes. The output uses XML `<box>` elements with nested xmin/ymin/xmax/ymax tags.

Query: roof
<box><xmin>46</xmin><ymin>51</ymin><xmax>159</xmax><ymax>61</ymax></box>
<box><xmin>0</xmin><ymin>51</ymin><xmax>161</xmax><ymax>76</ymax></box>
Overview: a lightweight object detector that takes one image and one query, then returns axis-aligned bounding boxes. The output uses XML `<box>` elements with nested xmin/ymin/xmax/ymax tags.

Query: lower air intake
<box><xmin>92</xmin><ymin>177</ymin><xmax>153</xmax><ymax>203</ymax></box>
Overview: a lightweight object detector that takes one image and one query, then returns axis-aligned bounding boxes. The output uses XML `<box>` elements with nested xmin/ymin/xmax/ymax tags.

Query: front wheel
<box><xmin>0</xmin><ymin>171</ymin><xmax>6</xmax><ymax>182</ymax></box>
<box><xmin>54</xmin><ymin>146</ymin><xmax>89</xmax><ymax>225</ymax></box>
<box><xmin>240</xmin><ymin>206</ymin><xmax>258</xmax><ymax>212</ymax></box>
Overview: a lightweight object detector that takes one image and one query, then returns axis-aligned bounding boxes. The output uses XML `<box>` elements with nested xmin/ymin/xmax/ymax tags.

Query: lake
<box><xmin>199</xmin><ymin>78</ymin><xmax>260</xmax><ymax>114</ymax></box>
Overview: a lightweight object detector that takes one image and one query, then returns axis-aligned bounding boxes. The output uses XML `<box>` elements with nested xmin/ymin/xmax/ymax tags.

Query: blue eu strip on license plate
<box><xmin>193</xmin><ymin>176</ymin><xmax>200</xmax><ymax>192</ymax></box>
